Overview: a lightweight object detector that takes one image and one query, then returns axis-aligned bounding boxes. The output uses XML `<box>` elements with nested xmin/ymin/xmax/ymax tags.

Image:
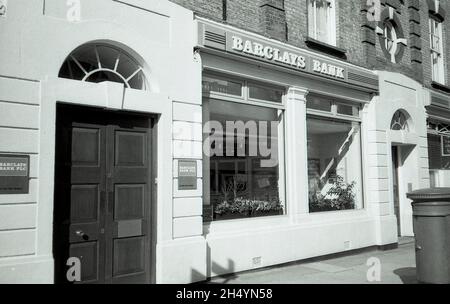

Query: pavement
<box><xmin>209</xmin><ymin>238</ymin><xmax>418</xmax><ymax>284</ymax></box>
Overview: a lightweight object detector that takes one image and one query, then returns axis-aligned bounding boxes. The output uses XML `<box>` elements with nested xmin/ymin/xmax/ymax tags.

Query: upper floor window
<box><xmin>429</xmin><ymin>17</ymin><xmax>445</xmax><ymax>84</ymax></box>
<box><xmin>308</xmin><ymin>0</ymin><xmax>336</xmax><ymax>46</ymax></box>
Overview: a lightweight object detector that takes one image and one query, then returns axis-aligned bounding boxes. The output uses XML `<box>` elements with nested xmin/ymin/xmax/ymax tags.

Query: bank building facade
<box><xmin>0</xmin><ymin>0</ymin><xmax>449</xmax><ymax>284</ymax></box>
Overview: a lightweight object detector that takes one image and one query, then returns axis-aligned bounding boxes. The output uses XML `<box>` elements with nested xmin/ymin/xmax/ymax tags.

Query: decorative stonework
<box><xmin>0</xmin><ymin>0</ymin><xmax>7</xmax><ymax>17</ymax></box>
<box><xmin>361</xmin><ymin>0</ymin><xmax>377</xmax><ymax>67</ymax></box>
<box><xmin>375</xmin><ymin>6</ymin><xmax>407</xmax><ymax>63</ymax></box>
<box><xmin>409</xmin><ymin>0</ymin><xmax>422</xmax><ymax>65</ymax></box>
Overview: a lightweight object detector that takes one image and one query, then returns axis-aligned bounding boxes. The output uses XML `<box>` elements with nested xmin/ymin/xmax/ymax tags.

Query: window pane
<box><xmin>307</xmin><ymin>117</ymin><xmax>363</xmax><ymax>213</ymax></box>
<box><xmin>337</xmin><ymin>103</ymin><xmax>358</xmax><ymax>116</ymax></box>
<box><xmin>428</xmin><ymin>133</ymin><xmax>450</xmax><ymax>187</ymax></box>
<box><xmin>248</xmin><ymin>84</ymin><xmax>284</xmax><ymax>103</ymax></box>
<box><xmin>307</xmin><ymin>96</ymin><xmax>332</xmax><ymax>112</ymax></box>
<box><xmin>203</xmin><ymin>100</ymin><xmax>284</xmax><ymax>222</ymax></box>
<box><xmin>429</xmin><ymin>18</ymin><xmax>444</xmax><ymax>83</ymax></box>
<box><xmin>316</xmin><ymin>0</ymin><xmax>330</xmax><ymax>43</ymax></box>
<box><xmin>202</xmin><ymin>75</ymin><xmax>242</xmax><ymax>97</ymax></box>
<box><xmin>308</xmin><ymin>0</ymin><xmax>316</xmax><ymax>38</ymax></box>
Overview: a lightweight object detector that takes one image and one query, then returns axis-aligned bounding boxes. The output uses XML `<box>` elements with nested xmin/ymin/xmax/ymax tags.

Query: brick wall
<box><xmin>373</xmin><ymin>1</ymin><xmax>418</xmax><ymax>81</ymax></box>
<box><xmin>170</xmin><ymin>0</ymin><xmax>224</xmax><ymax>20</ymax></box>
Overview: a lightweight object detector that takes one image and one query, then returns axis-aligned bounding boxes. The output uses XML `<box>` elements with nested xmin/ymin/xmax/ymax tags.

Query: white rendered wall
<box><xmin>0</xmin><ymin>0</ymin><xmax>206</xmax><ymax>284</ymax></box>
<box><xmin>366</xmin><ymin>71</ymin><xmax>430</xmax><ymax>238</ymax></box>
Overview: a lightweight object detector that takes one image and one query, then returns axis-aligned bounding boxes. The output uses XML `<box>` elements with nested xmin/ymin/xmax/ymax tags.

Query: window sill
<box><xmin>431</xmin><ymin>81</ymin><xmax>450</xmax><ymax>94</ymax></box>
<box><xmin>202</xmin><ymin>210</ymin><xmax>373</xmax><ymax>237</ymax></box>
<box><xmin>305</xmin><ymin>37</ymin><xmax>347</xmax><ymax>59</ymax></box>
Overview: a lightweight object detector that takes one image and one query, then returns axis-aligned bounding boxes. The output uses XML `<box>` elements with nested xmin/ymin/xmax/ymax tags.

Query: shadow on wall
<box><xmin>394</xmin><ymin>267</ymin><xmax>418</xmax><ymax>284</ymax></box>
<box><xmin>191</xmin><ymin>243</ymin><xmax>238</xmax><ymax>283</ymax></box>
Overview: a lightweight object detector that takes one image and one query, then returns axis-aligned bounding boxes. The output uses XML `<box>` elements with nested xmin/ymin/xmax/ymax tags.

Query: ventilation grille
<box><xmin>348</xmin><ymin>72</ymin><xmax>378</xmax><ymax>87</ymax></box>
<box><xmin>205</xmin><ymin>30</ymin><xmax>226</xmax><ymax>46</ymax></box>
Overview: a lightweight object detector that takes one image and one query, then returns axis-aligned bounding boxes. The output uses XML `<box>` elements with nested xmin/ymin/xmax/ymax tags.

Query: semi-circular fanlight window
<box><xmin>59</xmin><ymin>44</ymin><xmax>148</xmax><ymax>90</ymax></box>
<box><xmin>391</xmin><ymin>110</ymin><xmax>410</xmax><ymax>131</ymax></box>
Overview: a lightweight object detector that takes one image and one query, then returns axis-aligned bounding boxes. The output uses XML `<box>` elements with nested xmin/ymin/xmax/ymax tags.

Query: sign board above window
<box><xmin>197</xmin><ymin>20</ymin><xmax>379</xmax><ymax>93</ymax></box>
<box><xmin>230</xmin><ymin>35</ymin><xmax>345</xmax><ymax>80</ymax></box>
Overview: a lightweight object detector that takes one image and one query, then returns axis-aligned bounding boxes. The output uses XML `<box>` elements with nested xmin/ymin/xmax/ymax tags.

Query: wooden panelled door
<box><xmin>54</xmin><ymin>105</ymin><xmax>153</xmax><ymax>284</ymax></box>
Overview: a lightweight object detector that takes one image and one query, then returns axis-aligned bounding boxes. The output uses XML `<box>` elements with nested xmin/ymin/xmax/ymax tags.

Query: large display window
<box><xmin>202</xmin><ymin>73</ymin><xmax>285</xmax><ymax>222</ymax></box>
<box><xmin>306</xmin><ymin>95</ymin><xmax>364</xmax><ymax>213</ymax></box>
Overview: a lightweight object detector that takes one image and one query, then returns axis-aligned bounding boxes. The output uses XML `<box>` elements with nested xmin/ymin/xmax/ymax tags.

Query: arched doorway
<box><xmin>389</xmin><ymin>110</ymin><xmax>414</xmax><ymax>237</ymax></box>
<box><xmin>53</xmin><ymin>43</ymin><xmax>154</xmax><ymax>284</ymax></box>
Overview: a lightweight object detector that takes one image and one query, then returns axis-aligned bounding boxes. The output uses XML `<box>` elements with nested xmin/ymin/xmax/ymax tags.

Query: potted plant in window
<box><xmin>214</xmin><ymin>198</ymin><xmax>284</xmax><ymax>220</ymax></box>
<box><xmin>214</xmin><ymin>177</ymin><xmax>250</xmax><ymax>220</ymax></box>
<box><xmin>326</xmin><ymin>175</ymin><xmax>356</xmax><ymax>211</ymax></box>
<box><xmin>214</xmin><ymin>199</ymin><xmax>252</xmax><ymax>220</ymax></box>
<box><xmin>250</xmin><ymin>199</ymin><xmax>284</xmax><ymax>218</ymax></box>
<box><xmin>309</xmin><ymin>175</ymin><xmax>356</xmax><ymax>212</ymax></box>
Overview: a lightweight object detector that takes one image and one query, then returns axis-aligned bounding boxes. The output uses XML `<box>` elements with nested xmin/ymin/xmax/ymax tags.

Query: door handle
<box><xmin>76</xmin><ymin>230</ymin><xmax>89</xmax><ymax>241</ymax></box>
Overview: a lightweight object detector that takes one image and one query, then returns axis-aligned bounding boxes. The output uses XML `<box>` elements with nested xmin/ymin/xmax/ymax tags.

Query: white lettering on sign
<box><xmin>312</xmin><ymin>59</ymin><xmax>345</xmax><ymax>79</ymax></box>
<box><xmin>0</xmin><ymin>157</ymin><xmax>28</xmax><ymax>177</ymax></box>
<box><xmin>232</xmin><ymin>36</ymin><xmax>306</xmax><ymax>69</ymax></box>
<box><xmin>179</xmin><ymin>166</ymin><xmax>196</xmax><ymax>175</ymax></box>
<box><xmin>231</xmin><ymin>36</ymin><xmax>345</xmax><ymax>79</ymax></box>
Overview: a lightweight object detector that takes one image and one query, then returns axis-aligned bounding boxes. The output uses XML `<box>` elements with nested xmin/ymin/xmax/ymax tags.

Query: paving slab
<box><xmin>208</xmin><ymin>242</ymin><xmax>418</xmax><ymax>284</ymax></box>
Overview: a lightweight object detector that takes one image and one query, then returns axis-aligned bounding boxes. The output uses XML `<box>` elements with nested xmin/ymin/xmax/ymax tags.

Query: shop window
<box><xmin>59</xmin><ymin>44</ymin><xmax>147</xmax><ymax>90</ymax></box>
<box><xmin>307</xmin><ymin>96</ymin><xmax>360</xmax><ymax>117</ymax></box>
<box><xmin>337</xmin><ymin>103</ymin><xmax>359</xmax><ymax>117</ymax></box>
<box><xmin>202</xmin><ymin>75</ymin><xmax>243</xmax><ymax>97</ymax></box>
<box><xmin>427</xmin><ymin>120</ymin><xmax>450</xmax><ymax>187</ymax></box>
<box><xmin>307</xmin><ymin>96</ymin><xmax>332</xmax><ymax>112</ymax></box>
<box><xmin>429</xmin><ymin>17</ymin><xmax>445</xmax><ymax>84</ymax></box>
<box><xmin>306</xmin><ymin>97</ymin><xmax>364</xmax><ymax>213</ymax></box>
<box><xmin>308</xmin><ymin>0</ymin><xmax>336</xmax><ymax>46</ymax></box>
<box><xmin>202</xmin><ymin>75</ymin><xmax>285</xmax><ymax>222</ymax></box>
<box><xmin>248</xmin><ymin>83</ymin><xmax>283</xmax><ymax>103</ymax></box>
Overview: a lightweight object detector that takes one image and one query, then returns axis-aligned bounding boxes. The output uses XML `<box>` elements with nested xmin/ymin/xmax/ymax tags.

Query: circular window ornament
<box><xmin>375</xmin><ymin>7</ymin><xmax>407</xmax><ymax>64</ymax></box>
<box><xmin>59</xmin><ymin>44</ymin><xmax>148</xmax><ymax>90</ymax></box>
